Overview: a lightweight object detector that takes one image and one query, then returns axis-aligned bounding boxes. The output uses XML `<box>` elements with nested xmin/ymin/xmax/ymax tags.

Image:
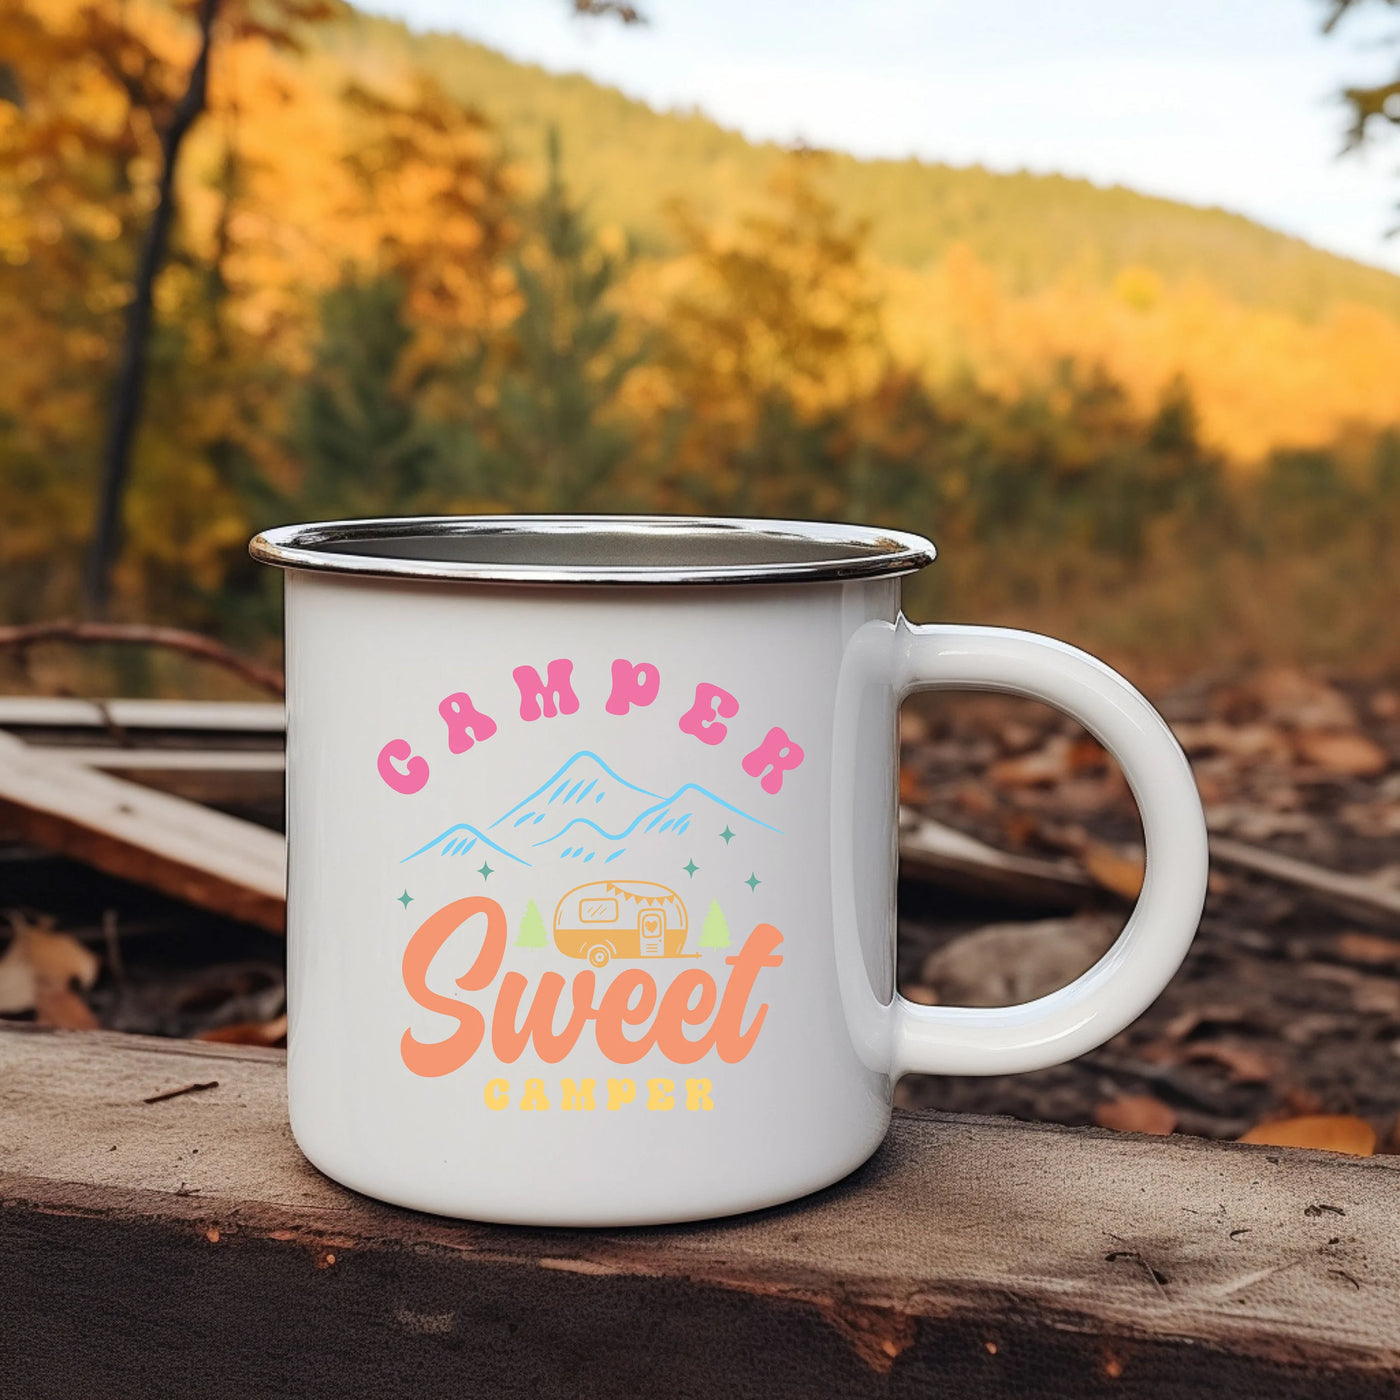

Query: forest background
<box><xmin>6</xmin><ymin>0</ymin><xmax>1400</xmax><ymax>696</ymax></box>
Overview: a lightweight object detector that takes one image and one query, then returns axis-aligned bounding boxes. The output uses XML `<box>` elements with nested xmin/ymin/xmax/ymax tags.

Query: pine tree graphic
<box><xmin>698</xmin><ymin>898</ymin><xmax>730</xmax><ymax>949</ymax></box>
<box><xmin>516</xmin><ymin>898</ymin><xmax>548</xmax><ymax>948</ymax></box>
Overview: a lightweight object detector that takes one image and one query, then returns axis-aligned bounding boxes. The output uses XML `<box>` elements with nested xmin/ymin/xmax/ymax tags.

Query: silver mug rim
<box><xmin>249</xmin><ymin>514</ymin><xmax>937</xmax><ymax>587</ymax></box>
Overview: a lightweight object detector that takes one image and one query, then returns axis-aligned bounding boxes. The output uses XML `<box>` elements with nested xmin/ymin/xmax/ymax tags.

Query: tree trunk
<box><xmin>83</xmin><ymin>0</ymin><xmax>221</xmax><ymax>619</ymax></box>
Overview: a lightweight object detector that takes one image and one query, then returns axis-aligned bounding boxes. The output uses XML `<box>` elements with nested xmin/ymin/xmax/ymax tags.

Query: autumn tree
<box><xmin>340</xmin><ymin>76</ymin><xmax>517</xmax><ymax>378</ymax></box>
<box><xmin>0</xmin><ymin>0</ymin><xmax>186</xmax><ymax>619</ymax></box>
<box><xmin>647</xmin><ymin>156</ymin><xmax>886</xmax><ymax>516</ymax></box>
<box><xmin>84</xmin><ymin>0</ymin><xmax>336</xmax><ymax>616</ymax></box>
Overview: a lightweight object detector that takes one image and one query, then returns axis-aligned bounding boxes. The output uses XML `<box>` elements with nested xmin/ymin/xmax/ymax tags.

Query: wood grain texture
<box><xmin>0</xmin><ymin>732</ymin><xmax>285</xmax><ymax>930</ymax></box>
<box><xmin>0</xmin><ymin>696</ymin><xmax>285</xmax><ymax>733</ymax></box>
<box><xmin>2</xmin><ymin>1025</ymin><xmax>1399</xmax><ymax>1397</ymax></box>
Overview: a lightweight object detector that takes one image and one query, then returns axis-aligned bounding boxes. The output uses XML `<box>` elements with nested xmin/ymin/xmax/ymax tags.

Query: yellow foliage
<box><xmin>880</xmin><ymin>250</ymin><xmax>1400</xmax><ymax>463</ymax></box>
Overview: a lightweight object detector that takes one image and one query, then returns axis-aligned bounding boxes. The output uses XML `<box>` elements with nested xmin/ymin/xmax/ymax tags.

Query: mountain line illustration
<box><xmin>401</xmin><ymin>750</ymin><xmax>780</xmax><ymax>866</ymax></box>
<box><xmin>400</xmin><ymin>824</ymin><xmax>530</xmax><ymax>864</ymax></box>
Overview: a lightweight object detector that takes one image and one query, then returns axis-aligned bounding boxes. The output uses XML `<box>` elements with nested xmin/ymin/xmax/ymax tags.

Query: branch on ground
<box><xmin>0</xmin><ymin>621</ymin><xmax>285</xmax><ymax>698</ymax></box>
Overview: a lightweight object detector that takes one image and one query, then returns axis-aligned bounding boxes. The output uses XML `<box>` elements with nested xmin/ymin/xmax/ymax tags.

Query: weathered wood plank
<box><xmin>0</xmin><ymin>732</ymin><xmax>285</xmax><ymax>930</ymax></box>
<box><xmin>36</xmin><ymin>747</ymin><xmax>286</xmax><ymax>812</ymax></box>
<box><xmin>35</xmin><ymin>748</ymin><xmax>285</xmax><ymax>773</ymax></box>
<box><xmin>1</xmin><ymin>1025</ymin><xmax>1398</xmax><ymax>1397</ymax></box>
<box><xmin>899</xmin><ymin>807</ymin><xmax>1095</xmax><ymax>908</ymax></box>
<box><xmin>0</xmin><ymin>696</ymin><xmax>285</xmax><ymax>733</ymax></box>
<box><xmin>1210</xmin><ymin>834</ymin><xmax>1400</xmax><ymax>925</ymax></box>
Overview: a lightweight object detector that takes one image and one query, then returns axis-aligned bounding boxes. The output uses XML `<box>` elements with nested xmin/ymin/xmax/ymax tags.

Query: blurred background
<box><xmin>7</xmin><ymin>0</ymin><xmax>1400</xmax><ymax>684</ymax></box>
<box><xmin>5</xmin><ymin>0</ymin><xmax>1400</xmax><ymax>1150</ymax></box>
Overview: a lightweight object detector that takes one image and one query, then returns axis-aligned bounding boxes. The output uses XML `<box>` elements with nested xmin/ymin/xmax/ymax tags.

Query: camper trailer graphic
<box><xmin>553</xmin><ymin>881</ymin><xmax>695</xmax><ymax>967</ymax></box>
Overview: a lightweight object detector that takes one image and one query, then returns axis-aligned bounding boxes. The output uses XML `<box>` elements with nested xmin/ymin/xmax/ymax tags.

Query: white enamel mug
<box><xmin>251</xmin><ymin>516</ymin><xmax>1208</xmax><ymax>1226</ymax></box>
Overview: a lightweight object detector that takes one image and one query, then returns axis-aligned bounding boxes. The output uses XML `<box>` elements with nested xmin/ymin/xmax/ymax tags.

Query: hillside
<box><xmin>324</xmin><ymin>10</ymin><xmax>1400</xmax><ymax>325</ymax></box>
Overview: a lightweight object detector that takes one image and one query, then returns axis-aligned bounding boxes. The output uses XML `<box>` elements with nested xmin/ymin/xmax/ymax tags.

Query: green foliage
<box><xmin>467</xmin><ymin>131</ymin><xmax>641</xmax><ymax>510</ymax></box>
<box><xmin>289</xmin><ymin>278</ymin><xmax>455</xmax><ymax>519</ymax></box>
<box><xmin>699</xmin><ymin>898</ymin><xmax>730</xmax><ymax>950</ymax></box>
<box><xmin>516</xmin><ymin>898</ymin><xmax>548</xmax><ymax>948</ymax></box>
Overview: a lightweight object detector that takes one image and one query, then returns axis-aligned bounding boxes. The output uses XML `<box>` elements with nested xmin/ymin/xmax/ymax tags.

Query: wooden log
<box><xmin>39</xmin><ymin>746</ymin><xmax>286</xmax><ymax>813</ymax></box>
<box><xmin>0</xmin><ymin>696</ymin><xmax>285</xmax><ymax>734</ymax></box>
<box><xmin>1210</xmin><ymin>834</ymin><xmax>1400</xmax><ymax>926</ymax></box>
<box><xmin>0</xmin><ymin>732</ymin><xmax>285</xmax><ymax>931</ymax></box>
<box><xmin>899</xmin><ymin>808</ymin><xmax>1095</xmax><ymax>908</ymax></box>
<box><xmin>2</xmin><ymin>1025</ymin><xmax>1398</xmax><ymax>1397</ymax></box>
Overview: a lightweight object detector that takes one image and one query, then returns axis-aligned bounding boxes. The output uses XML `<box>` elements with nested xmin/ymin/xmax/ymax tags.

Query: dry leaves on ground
<box><xmin>1292</xmin><ymin>730</ymin><xmax>1390</xmax><ymax>778</ymax></box>
<box><xmin>0</xmin><ymin>911</ymin><xmax>100</xmax><ymax>1027</ymax></box>
<box><xmin>1238</xmin><ymin>1115</ymin><xmax>1377</xmax><ymax>1156</ymax></box>
<box><xmin>198</xmin><ymin>1012</ymin><xmax>288</xmax><ymax>1047</ymax></box>
<box><xmin>1334</xmin><ymin>932</ymin><xmax>1400</xmax><ymax>966</ymax></box>
<box><xmin>1081</xmin><ymin>840</ymin><xmax>1146</xmax><ymax>901</ymax></box>
<box><xmin>1094</xmin><ymin>1095</ymin><xmax>1177</xmax><ymax>1136</ymax></box>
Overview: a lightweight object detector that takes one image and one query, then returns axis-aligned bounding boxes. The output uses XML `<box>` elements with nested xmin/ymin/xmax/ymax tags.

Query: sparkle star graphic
<box><xmin>719</xmin><ymin>826</ymin><xmax>735</xmax><ymax>844</ymax></box>
<box><xmin>397</xmin><ymin>890</ymin><xmax>414</xmax><ymax>908</ymax></box>
<box><xmin>745</xmin><ymin>872</ymin><xmax>761</xmax><ymax>892</ymax></box>
<box><xmin>478</xmin><ymin>861</ymin><xmax>494</xmax><ymax>881</ymax></box>
<box><xmin>683</xmin><ymin>859</ymin><xmax>699</xmax><ymax>878</ymax></box>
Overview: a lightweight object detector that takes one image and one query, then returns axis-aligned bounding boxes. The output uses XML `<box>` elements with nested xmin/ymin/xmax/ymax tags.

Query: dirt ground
<box><xmin>896</xmin><ymin>667</ymin><xmax>1400</xmax><ymax>1148</ymax></box>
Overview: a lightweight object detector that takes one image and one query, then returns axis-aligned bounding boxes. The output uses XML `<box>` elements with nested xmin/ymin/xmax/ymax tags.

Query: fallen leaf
<box><xmin>898</xmin><ymin>764</ymin><xmax>930</xmax><ymax>806</ymax></box>
<box><xmin>1204</xmin><ymin>804</ymin><xmax>1315</xmax><ymax>840</ymax></box>
<box><xmin>999</xmin><ymin>810</ymin><xmax>1042</xmax><ymax>849</ymax></box>
<box><xmin>34</xmin><ymin>983</ymin><xmax>99</xmax><ymax>1030</ymax></box>
<box><xmin>1281</xmin><ymin>1013</ymin><xmax>1347</xmax><ymax>1046</ymax></box>
<box><xmin>1049</xmin><ymin>773</ymin><xmax>1130</xmax><ymax>814</ymax></box>
<box><xmin>1239</xmin><ymin>1115</ymin><xmax>1376</xmax><ymax>1156</ymax></box>
<box><xmin>25</xmin><ymin>926</ymin><xmax>99</xmax><ymax>991</ymax></box>
<box><xmin>198</xmin><ymin>1012</ymin><xmax>288</xmax><ymax>1047</ymax></box>
<box><xmin>1178</xmin><ymin>1041</ymin><xmax>1273</xmax><ymax>1084</ymax></box>
<box><xmin>1172</xmin><ymin>720</ymin><xmax>1291</xmax><ymax>765</ymax></box>
<box><xmin>1250</xmin><ymin>668</ymin><xmax>1357</xmax><ymax>731</ymax></box>
<box><xmin>1094</xmin><ymin>1095</ymin><xmax>1177</xmax><ymax>1135</ymax></box>
<box><xmin>1160</xmin><ymin>1003</ymin><xmax>1254</xmax><ymax>1043</ymax></box>
<box><xmin>899</xmin><ymin>710</ymin><xmax>929</xmax><ymax>746</ymax></box>
<box><xmin>0</xmin><ymin>914</ymin><xmax>100</xmax><ymax>1017</ymax></box>
<box><xmin>988</xmin><ymin>735</ymin><xmax>1073</xmax><ymax>787</ymax></box>
<box><xmin>953</xmin><ymin>780</ymin><xmax>997</xmax><ymax>817</ymax></box>
<box><xmin>997</xmin><ymin>719</ymin><xmax>1040</xmax><ymax>753</ymax></box>
<box><xmin>1082</xmin><ymin>841</ymin><xmax>1145</xmax><ymax>900</ymax></box>
<box><xmin>0</xmin><ymin>938</ymin><xmax>37</xmax><ymax>1015</ymax></box>
<box><xmin>1339</xmin><ymin>802</ymin><xmax>1400</xmax><ymax>838</ymax></box>
<box><xmin>1066</xmin><ymin>735</ymin><xmax>1109</xmax><ymax>772</ymax></box>
<box><xmin>1292</xmin><ymin>729</ymin><xmax>1389</xmax><ymax>778</ymax></box>
<box><xmin>1351</xmin><ymin>978</ymin><xmax>1400</xmax><ymax>1017</ymax></box>
<box><xmin>1371</xmin><ymin>690</ymin><xmax>1400</xmax><ymax>721</ymax></box>
<box><xmin>1335</xmin><ymin>932</ymin><xmax>1400</xmax><ymax>966</ymax></box>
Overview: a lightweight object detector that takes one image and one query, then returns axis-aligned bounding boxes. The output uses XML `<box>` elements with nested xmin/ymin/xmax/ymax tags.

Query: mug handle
<box><xmin>888</xmin><ymin>621</ymin><xmax>1209</xmax><ymax>1079</ymax></box>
